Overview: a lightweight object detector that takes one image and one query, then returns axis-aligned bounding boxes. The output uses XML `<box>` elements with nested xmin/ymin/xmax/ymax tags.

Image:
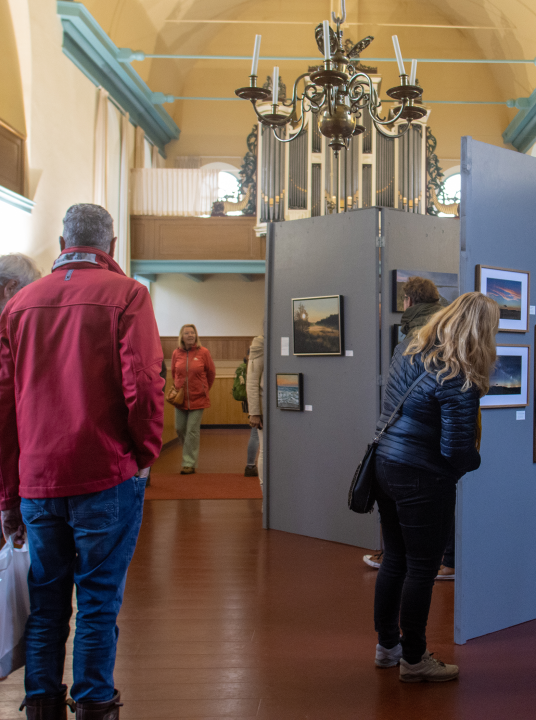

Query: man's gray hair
<box><xmin>0</xmin><ymin>253</ymin><xmax>41</xmax><ymax>290</ymax></box>
<box><xmin>62</xmin><ymin>204</ymin><xmax>114</xmax><ymax>250</ymax></box>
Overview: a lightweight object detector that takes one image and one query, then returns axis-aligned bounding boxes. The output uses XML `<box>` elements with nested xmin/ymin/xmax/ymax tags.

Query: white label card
<box><xmin>305</xmin><ymin>405</ymin><xmax>313</xmax><ymax>411</ymax></box>
<box><xmin>345</xmin><ymin>350</ymin><xmax>354</xmax><ymax>357</ymax></box>
<box><xmin>530</xmin><ymin>306</ymin><xmax>535</xmax><ymax>315</ymax></box>
<box><xmin>516</xmin><ymin>410</ymin><xmax>526</xmax><ymax>420</ymax></box>
<box><xmin>281</xmin><ymin>337</ymin><xmax>289</xmax><ymax>356</ymax></box>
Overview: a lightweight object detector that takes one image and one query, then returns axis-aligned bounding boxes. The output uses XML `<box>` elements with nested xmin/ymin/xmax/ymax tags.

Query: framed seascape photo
<box><xmin>392</xmin><ymin>269</ymin><xmax>459</xmax><ymax>312</ymax></box>
<box><xmin>292</xmin><ymin>295</ymin><xmax>343</xmax><ymax>356</ymax></box>
<box><xmin>391</xmin><ymin>324</ymin><xmax>405</xmax><ymax>356</ymax></box>
<box><xmin>476</xmin><ymin>265</ymin><xmax>529</xmax><ymax>333</ymax></box>
<box><xmin>276</xmin><ymin>373</ymin><xmax>304</xmax><ymax>411</ymax></box>
<box><xmin>480</xmin><ymin>345</ymin><xmax>529</xmax><ymax>409</ymax></box>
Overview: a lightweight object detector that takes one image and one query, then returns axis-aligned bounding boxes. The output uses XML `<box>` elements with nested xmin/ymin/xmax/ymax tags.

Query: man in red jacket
<box><xmin>0</xmin><ymin>204</ymin><xmax>164</xmax><ymax>720</ymax></box>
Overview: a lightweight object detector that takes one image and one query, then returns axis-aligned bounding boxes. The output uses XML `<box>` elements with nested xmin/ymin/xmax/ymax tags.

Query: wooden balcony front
<box><xmin>130</xmin><ymin>215</ymin><xmax>263</xmax><ymax>261</ymax></box>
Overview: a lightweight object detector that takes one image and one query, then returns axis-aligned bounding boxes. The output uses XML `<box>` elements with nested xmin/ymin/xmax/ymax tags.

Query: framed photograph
<box><xmin>476</xmin><ymin>265</ymin><xmax>529</xmax><ymax>333</ymax></box>
<box><xmin>391</xmin><ymin>324</ymin><xmax>406</xmax><ymax>356</ymax></box>
<box><xmin>481</xmin><ymin>345</ymin><xmax>529</xmax><ymax>409</ymax></box>
<box><xmin>276</xmin><ymin>373</ymin><xmax>303</xmax><ymax>411</ymax></box>
<box><xmin>292</xmin><ymin>295</ymin><xmax>343</xmax><ymax>356</ymax></box>
<box><xmin>392</xmin><ymin>269</ymin><xmax>459</xmax><ymax>312</ymax></box>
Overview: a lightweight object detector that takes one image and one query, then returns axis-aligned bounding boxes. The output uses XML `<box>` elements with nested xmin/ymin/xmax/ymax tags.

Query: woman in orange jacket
<box><xmin>171</xmin><ymin>325</ymin><xmax>216</xmax><ymax>474</ymax></box>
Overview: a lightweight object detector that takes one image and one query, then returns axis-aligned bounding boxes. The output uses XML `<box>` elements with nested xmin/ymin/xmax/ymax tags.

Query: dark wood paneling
<box><xmin>0</xmin><ymin>121</ymin><xmax>24</xmax><ymax>196</ymax></box>
<box><xmin>131</xmin><ymin>216</ymin><xmax>262</xmax><ymax>260</ymax></box>
<box><xmin>161</xmin><ymin>336</ymin><xmax>254</xmax><ymax>360</ymax></box>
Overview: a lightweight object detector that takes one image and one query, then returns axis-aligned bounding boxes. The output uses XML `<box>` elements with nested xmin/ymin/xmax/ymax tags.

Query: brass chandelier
<box><xmin>235</xmin><ymin>1</ymin><xmax>427</xmax><ymax>156</ymax></box>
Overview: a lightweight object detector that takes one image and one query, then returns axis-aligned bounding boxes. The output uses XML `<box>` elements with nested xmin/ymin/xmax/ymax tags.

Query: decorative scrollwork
<box><xmin>426</xmin><ymin>127</ymin><xmax>444</xmax><ymax>216</ymax></box>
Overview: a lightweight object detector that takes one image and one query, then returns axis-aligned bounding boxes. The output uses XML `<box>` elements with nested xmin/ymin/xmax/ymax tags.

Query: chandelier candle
<box><xmin>251</xmin><ymin>35</ymin><xmax>261</xmax><ymax>76</ymax></box>
<box><xmin>323</xmin><ymin>21</ymin><xmax>331</xmax><ymax>60</ymax></box>
<box><xmin>392</xmin><ymin>35</ymin><xmax>406</xmax><ymax>75</ymax></box>
<box><xmin>409</xmin><ymin>59</ymin><xmax>417</xmax><ymax>86</ymax></box>
<box><xmin>272</xmin><ymin>66</ymin><xmax>279</xmax><ymax>105</ymax></box>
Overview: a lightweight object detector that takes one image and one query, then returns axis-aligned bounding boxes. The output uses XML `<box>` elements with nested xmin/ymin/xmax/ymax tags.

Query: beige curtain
<box><xmin>151</xmin><ymin>144</ymin><xmax>166</xmax><ymax>169</ymax></box>
<box><xmin>117</xmin><ymin>113</ymin><xmax>131</xmax><ymax>275</ymax></box>
<box><xmin>131</xmin><ymin>169</ymin><xmax>219</xmax><ymax>216</ymax></box>
<box><xmin>134</xmin><ymin>126</ymin><xmax>145</xmax><ymax>169</ymax></box>
<box><xmin>93</xmin><ymin>88</ymin><xmax>108</xmax><ymax>205</ymax></box>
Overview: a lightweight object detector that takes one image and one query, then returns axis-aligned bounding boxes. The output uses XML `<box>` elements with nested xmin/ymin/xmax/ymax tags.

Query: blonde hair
<box><xmin>178</xmin><ymin>324</ymin><xmax>202</xmax><ymax>350</ymax></box>
<box><xmin>404</xmin><ymin>292</ymin><xmax>499</xmax><ymax>396</ymax></box>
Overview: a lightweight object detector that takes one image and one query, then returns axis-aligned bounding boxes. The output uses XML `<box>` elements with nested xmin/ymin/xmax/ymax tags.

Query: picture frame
<box><xmin>480</xmin><ymin>345</ymin><xmax>530</xmax><ymax>409</ymax></box>
<box><xmin>391</xmin><ymin>324</ymin><xmax>405</xmax><ymax>356</ymax></box>
<box><xmin>276</xmin><ymin>373</ymin><xmax>304</xmax><ymax>411</ymax></box>
<box><xmin>476</xmin><ymin>265</ymin><xmax>530</xmax><ymax>333</ymax></box>
<box><xmin>392</xmin><ymin>269</ymin><xmax>459</xmax><ymax>312</ymax></box>
<box><xmin>292</xmin><ymin>295</ymin><xmax>343</xmax><ymax>356</ymax></box>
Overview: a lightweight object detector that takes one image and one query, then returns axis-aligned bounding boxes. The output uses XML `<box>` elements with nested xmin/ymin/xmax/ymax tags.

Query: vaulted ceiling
<box><xmin>79</xmin><ymin>0</ymin><xmax>536</xmax><ymax>169</ymax></box>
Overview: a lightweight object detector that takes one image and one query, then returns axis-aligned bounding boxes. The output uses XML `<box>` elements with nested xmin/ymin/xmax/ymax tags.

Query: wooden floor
<box><xmin>3</xmin><ymin>430</ymin><xmax>536</xmax><ymax>718</ymax></box>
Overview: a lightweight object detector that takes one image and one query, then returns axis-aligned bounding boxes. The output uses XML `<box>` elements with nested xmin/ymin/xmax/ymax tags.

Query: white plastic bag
<box><xmin>0</xmin><ymin>537</ymin><xmax>30</xmax><ymax>679</ymax></box>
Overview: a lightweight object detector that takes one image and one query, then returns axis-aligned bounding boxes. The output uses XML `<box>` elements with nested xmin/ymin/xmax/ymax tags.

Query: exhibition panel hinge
<box><xmin>375</xmin><ymin>235</ymin><xmax>385</xmax><ymax>247</ymax></box>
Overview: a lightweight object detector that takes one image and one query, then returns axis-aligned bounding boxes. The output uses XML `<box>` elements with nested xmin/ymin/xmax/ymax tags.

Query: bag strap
<box><xmin>374</xmin><ymin>370</ymin><xmax>429</xmax><ymax>443</ymax></box>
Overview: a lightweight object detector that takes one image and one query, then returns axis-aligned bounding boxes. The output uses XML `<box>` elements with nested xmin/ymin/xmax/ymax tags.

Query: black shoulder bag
<box><xmin>348</xmin><ymin>371</ymin><xmax>429</xmax><ymax>514</ymax></box>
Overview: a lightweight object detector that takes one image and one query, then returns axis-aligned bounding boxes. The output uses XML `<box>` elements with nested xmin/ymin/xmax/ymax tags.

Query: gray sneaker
<box><xmin>400</xmin><ymin>651</ymin><xmax>459</xmax><ymax>683</ymax></box>
<box><xmin>375</xmin><ymin>643</ymin><xmax>403</xmax><ymax>668</ymax></box>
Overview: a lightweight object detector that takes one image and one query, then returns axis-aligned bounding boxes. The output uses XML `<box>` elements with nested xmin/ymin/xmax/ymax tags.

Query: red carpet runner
<box><xmin>145</xmin><ymin>473</ymin><xmax>263</xmax><ymax>500</ymax></box>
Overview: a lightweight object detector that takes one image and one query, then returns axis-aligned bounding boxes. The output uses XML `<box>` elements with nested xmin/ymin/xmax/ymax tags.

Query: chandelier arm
<box><xmin>272</xmin><ymin>110</ymin><xmax>307</xmax><ymax>143</ymax></box>
<box><xmin>369</xmin><ymin>98</ymin><xmax>408</xmax><ymax>126</ymax></box>
<box><xmin>250</xmin><ymin>99</ymin><xmax>292</xmax><ymax>127</ymax></box>
<box><xmin>374</xmin><ymin>119</ymin><xmax>411</xmax><ymax>139</ymax></box>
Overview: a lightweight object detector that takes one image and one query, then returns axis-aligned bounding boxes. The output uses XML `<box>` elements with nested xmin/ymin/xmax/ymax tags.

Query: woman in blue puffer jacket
<box><xmin>373</xmin><ymin>292</ymin><xmax>499</xmax><ymax>683</ymax></box>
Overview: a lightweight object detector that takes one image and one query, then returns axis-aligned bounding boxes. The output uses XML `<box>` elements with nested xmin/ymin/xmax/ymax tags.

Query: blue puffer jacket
<box><xmin>376</xmin><ymin>342</ymin><xmax>481</xmax><ymax>480</ymax></box>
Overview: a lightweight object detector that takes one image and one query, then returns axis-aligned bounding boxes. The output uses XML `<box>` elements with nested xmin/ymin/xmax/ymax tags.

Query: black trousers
<box><xmin>373</xmin><ymin>455</ymin><xmax>456</xmax><ymax>664</ymax></box>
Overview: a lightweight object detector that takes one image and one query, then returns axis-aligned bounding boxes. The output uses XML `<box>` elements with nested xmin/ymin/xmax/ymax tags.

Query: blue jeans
<box><xmin>373</xmin><ymin>456</ymin><xmax>456</xmax><ymax>664</ymax></box>
<box><xmin>20</xmin><ymin>476</ymin><xmax>146</xmax><ymax>702</ymax></box>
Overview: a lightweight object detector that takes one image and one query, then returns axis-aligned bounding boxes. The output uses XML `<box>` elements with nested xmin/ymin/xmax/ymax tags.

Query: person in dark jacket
<box><xmin>364</xmin><ymin>276</ymin><xmax>450</xmax><ymax>572</ymax></box>
<box><xmin>373</xmin><ymin>292</ymin><xmax>499</xmax><ymax>683</ymax></box>
<box><xmin>171</xmin><ymin>324</ymin><xmax>216</xmax><ymax>474</ymax></box>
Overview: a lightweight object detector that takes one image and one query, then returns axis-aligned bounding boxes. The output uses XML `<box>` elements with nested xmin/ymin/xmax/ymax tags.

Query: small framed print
<box><xmin>481</xmin><ymin>345</ymin><xmax>529</xmax><ymax>409</ymax></box>
<box><xmin>391</xmin><ymin>324</ymin><xmax>405</xmax><ymax>356</ymax></box>
<box><xmin>292</xmin><ymin>295</ymin><xmax>343</xmax><ymax>356</ymax></box>
<box><xmin>476</xmin><ymin>265</ymin><xmax>530</xmax><ymax>333</ymax></box>
<box><xmin>276</xmin><ymin>373</ymin><xmax>303</xmax><ymax>411</ymax></box>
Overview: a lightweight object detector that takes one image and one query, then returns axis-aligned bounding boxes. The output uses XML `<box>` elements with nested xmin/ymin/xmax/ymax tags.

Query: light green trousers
<box><xmin>174</xmin><ymin>408</ymin><xmax>204</xmax><ymax>468</ymax></box>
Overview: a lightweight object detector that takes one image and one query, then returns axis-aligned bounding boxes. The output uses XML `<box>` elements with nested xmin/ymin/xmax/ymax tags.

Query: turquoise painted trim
<box><xmin>131</xmin><ymin>260</ymin><xmax>266</xmax><ymax>275</ymax></box>
<box><xmin>134</xmin><ymin>273</ymin><xmax>156</xmax><ymax>282</ymax></box>
<box><xmin>503</xmin><ymin>87</ymin><xmax>536</xmax><ymax>153</ymax></box>
<box><xmin>57</xmin><ymin>2</ymin><xmax>179</xmax><ymax>153</ymax></box>
<box><xmin>119</xmin><ymin>51</ymin><xmax>536</xmax><ymax>65</ymax></box>
<box><xmin>0</xmin><ymin>186</ymin><xmax>34</xmax><ymax>214</ymax></box>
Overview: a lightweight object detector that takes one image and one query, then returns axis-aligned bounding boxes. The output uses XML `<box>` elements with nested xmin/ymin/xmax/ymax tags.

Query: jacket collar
<box><xmin>52</xmin><ymin>246</ymin><xmax>126</xmax><ymax>276</ymax></box>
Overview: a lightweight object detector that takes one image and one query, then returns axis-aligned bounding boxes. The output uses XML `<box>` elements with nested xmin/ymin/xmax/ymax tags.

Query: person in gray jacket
<box><xmin>246</xmin><ymin>335</ymin><xmax>264</xmax><ymax>490</ymax></box>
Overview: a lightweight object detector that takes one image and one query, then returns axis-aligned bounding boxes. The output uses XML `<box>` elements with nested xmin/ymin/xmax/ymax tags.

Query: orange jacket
<box><xmin>0</xmin><ymin>247</ymin><xmax>164</xmax><ymax>510</ymax></box>
<box><xmin>171</xmin><ymin>345</ymin><xmax>216</xmax><ymax>410</ymax></box>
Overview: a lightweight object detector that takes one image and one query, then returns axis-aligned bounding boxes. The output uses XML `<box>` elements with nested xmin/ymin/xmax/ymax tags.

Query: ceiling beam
<box><xmin>131</xmin><ymin>260</ymin><xmax>266</xmax><ymax>276</ymax></box>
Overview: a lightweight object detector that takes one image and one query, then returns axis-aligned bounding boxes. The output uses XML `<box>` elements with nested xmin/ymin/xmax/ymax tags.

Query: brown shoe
<box><xmin>180</xmin><ymin>467</ymin><xmax>196</xmax><ymax>475</ymax></box>
<box><xmin>436</xmin><ymin>565</ymin><xmax>455</xmax><ymax>580</ymax></box>
<box><xmin>75</xmin><ymin>690</ymin><xmax>122</xmax><ymax>719</ymax></box>
<box><xmin>20</xmin><ymin>690</ymin><xmax>75</xmax><ymax>719</ymax></box>
<box><xmin>244</xmin><ymin>465</ymin><xmax>258</xmax><ymax>477</ymax></box>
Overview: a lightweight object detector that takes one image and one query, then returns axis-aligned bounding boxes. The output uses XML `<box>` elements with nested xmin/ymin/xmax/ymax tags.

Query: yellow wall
<box><xmin>0</xmin><ymin>0</ymin><xmax>25</xmax><ymax>135</ymax></box>
<box><xmin>3</xmin><ymin>0</ymin><xmax>97</xmax><ymax>275</ymax></box>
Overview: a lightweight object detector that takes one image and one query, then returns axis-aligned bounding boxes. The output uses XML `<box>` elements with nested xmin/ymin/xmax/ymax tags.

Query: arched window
<box><xmin>437</xmin><ymin>171</ymin><xmax>461</xmax><ymax>216</ymax></box>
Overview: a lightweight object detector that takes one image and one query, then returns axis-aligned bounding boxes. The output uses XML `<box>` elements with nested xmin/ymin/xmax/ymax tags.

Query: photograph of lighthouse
<box><xmin>480</xmin><ymin>345</ymin><xmax>529</xmax><ymax>408</ymax></box>
<box><xmin>476</xmin><ymin>266</ymin><xmax>529</xmax><ymax>332</ymax></box>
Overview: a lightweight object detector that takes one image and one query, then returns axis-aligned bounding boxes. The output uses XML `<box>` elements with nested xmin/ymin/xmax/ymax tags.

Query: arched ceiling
<box><xmin>79</xmin><ymin>0</ymin><xmax>536</xmax><ymax>168</ymax></box>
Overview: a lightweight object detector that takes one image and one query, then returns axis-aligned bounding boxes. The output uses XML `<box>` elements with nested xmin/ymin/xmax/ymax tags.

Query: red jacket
<box><xmin>171</xmin><ymin>345</ymin><xmax>215</xmax><ymax>410</ymax></box>
<box><xmin>0</xmin><ymin>247</ymin><xmax>164</xmax><ymax>510</ymax></box>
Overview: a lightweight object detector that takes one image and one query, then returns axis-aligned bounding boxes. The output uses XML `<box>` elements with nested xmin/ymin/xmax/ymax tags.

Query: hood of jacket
<box><xmin>400</xmin><ymin>298</ymin><xmax>447</xmax><ymax>337</ymax></box>
<box><xmin>51</xmin><ymin>246</ymin><xmax>126</xmax><ymax>276</ymax></box>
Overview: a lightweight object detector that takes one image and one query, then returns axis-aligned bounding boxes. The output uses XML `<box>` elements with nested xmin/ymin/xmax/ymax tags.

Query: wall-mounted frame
<box><xmin>481</xmin><ymin>345</ymin><xmax>530</xmax><ymax>409</ymax></box>
<box><xmin>476</xmin><ymin>265</ymin><xmax>529</xmax><ymax>333</ymax></box>
<box><xmin>392</xmin><ymin>269</ymin><xmax>459</xmax><ymax>312</ymax></box>
<box><xmin>391</xmin><ymin>324</ymin><xmax>405</xmax><ymax>356</ymax></box>
<box><xmin>276</xmin><ymin>373</ymin><xmax>304</xmax><ymax>411</ymax></box>
<box><xmin>292</xmin><ymin>295</ymin><xmax>343</xmax><ymax>356</ymax></box>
